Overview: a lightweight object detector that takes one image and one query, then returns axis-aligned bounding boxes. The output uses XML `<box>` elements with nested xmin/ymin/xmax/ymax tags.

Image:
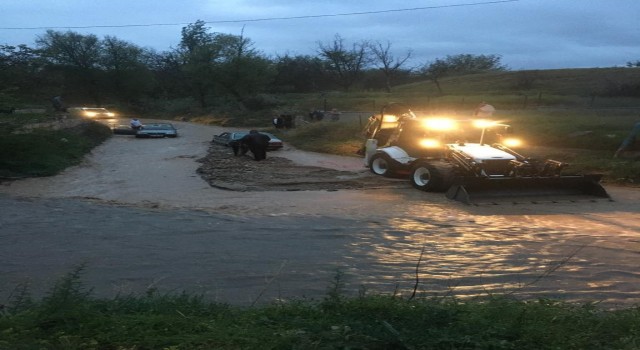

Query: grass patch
<box><xmin>0</xmin><ymin>119</ymin><xmax>111</xmax><ymax>178</ymax></box>
<box><xmin>282</xmin><ymin>121</ymin><xmax>364</xmax><ymax>155</ymax></box>
<box><xmin>1</xmin><ymin>268</ymin><xmax>639</xmax><ymax>349</ymax></box>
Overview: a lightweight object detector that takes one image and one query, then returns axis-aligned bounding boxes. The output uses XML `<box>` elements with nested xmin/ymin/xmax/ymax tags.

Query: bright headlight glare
<box><xmin>382</xmin><ymin>114</ymin><xmax>398</xmax><ymax>123</ymax></box>
<box><xmin>107</xmin><ymin>112</ymin><xmax>115</xmax><ymax>117</ymax></box>
<box><xmin>422</xmin><ymin>118</ymin><xmax>456</xmax><ymax>130</ymax></box>
<box><xmin>503</xmin><ymin>138</ymin><xmax>522</xmax><ymax>147</ymax></box>
<box><xmin>473</xmin><ymin>119</ymin><xmax>496</xmax><ymax>128</ymax></box>
<box><xmin>85</xmin><ymin>112</ymin><xmax>96</xmax><ymax>117</ymax></box>
<box><xmin>419</xmin><ymin>138</ymin><xmax>441</xmax><ymax>148</ymax></box>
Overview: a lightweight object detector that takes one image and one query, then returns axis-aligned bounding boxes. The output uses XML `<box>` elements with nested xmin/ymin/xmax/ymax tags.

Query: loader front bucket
<box><xmin>445</xmin><ymin>174</ymin><xmax>611</xmax><ymax>205</ymax></box>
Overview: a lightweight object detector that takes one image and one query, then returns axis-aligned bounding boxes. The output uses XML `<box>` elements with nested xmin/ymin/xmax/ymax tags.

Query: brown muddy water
<box><xmin>1</xmin><ymin>190</ymin><xmax>638</xmax><ymax>307</ymax></box>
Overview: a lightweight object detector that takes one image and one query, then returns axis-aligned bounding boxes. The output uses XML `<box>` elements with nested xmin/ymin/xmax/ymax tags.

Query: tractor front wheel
<box><xmin>410</xmin><ymin>160</ymin><xmax>454</xmax><ymax>192</ymax></box>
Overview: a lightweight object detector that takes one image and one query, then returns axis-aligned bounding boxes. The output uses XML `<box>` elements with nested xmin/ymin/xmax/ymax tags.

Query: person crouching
<box><xmin>236</xmin><ymin>130</ymin><xmax>271</xmax><ymax>161</ymax></box>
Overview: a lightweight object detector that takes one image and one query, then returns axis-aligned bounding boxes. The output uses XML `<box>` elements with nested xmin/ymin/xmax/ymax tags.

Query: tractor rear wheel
<box><xmin>410</xmin><ymin>160</ymin><xmax>455</xmax><ymax>192</ymax></box>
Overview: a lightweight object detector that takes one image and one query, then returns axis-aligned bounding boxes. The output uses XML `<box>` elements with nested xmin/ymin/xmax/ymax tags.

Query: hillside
<box><xmin>297</xmin><ymin>67</ymin><xmax>640</xmax><ymax>112</ymax></box>
<box><xmin>396</xmin><ymin>67</ymin><xmax>640</xmax><ymax>96</ymax></box>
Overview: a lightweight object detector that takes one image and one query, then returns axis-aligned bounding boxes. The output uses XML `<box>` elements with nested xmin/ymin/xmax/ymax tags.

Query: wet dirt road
<box><xmin>1</xmin><ymin>121</ymin><xmax>639</xmax><ymax>306</ymax></box>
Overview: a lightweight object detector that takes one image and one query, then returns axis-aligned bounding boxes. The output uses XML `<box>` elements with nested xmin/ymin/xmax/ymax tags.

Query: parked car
<box><xmin>111</xmin><ymin>124</ymin><xmax>137</xmax><ymax>135</ymax></box>
<box><xmin>135</xmin><ymin>123</ymin><xmax>178</xmax><ymax>138</ymax></box>
<box><xmin>212</xmin><ymin>131</ymin><xmax>283</xmax><ymax>150</ymax></box>
<box><xmin>70</xmin><ymin>107</ymin><xmax>116</xmax><ymax>119</ymax></box>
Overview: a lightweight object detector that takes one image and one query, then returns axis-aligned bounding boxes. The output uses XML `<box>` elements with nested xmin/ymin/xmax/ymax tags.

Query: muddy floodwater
<box><xmin>2</xmin><ymin>191</ymin><xmax>639</xmax><ymax>307</ymax></box>
<box><xmin>1</xmin><ymin>121</ymin><xmax>639</xmax><ymax>307</ymax></box>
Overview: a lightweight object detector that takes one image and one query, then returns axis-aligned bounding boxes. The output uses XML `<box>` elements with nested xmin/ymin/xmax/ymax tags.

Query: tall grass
<box><xmin>1</xmin><ymin>268</ymin><xmax>639</xmax><ymax>349</ymax></box>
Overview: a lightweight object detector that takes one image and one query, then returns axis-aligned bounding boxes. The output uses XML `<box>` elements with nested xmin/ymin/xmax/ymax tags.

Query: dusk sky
<box><xmin>2</xmin><ymin>0</ymin><xmax>639</xmax><ymax>70</ymax></box>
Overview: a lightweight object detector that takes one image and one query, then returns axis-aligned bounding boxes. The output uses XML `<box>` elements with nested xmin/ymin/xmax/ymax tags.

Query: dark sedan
<box><xmin>212</xmin><ymin>131</ymin><xmax>283</xmax><ymax>150</ymax></box>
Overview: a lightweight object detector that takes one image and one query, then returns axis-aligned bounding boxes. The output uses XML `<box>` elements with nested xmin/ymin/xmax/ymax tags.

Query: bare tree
<box><xmin>370</xmin><ymin>40</ymin><xmax>412</xmax><ymax>92</ymax></box>
<box><xmin>317</xmin><ymin>34</ymin><xmax>370</xmax><ymax>92</ymax></box>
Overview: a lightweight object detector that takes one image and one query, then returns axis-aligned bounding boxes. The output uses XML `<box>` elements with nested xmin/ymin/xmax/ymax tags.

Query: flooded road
<box><xmin>1</xmin><ymin>120</ymin><xmax>639</xmax><ymax>307</ymax></box>
<box><xmin>1</xmin><ymin>188</ymin><xmax>638</xmax><ymax>307</ymax></box>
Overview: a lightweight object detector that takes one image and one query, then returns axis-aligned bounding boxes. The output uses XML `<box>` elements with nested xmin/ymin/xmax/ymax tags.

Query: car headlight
<box><xmin>422</xmin><ymin>118</ymin><xmax>456</xmax><ymax>131</ymax></box>
<box><xmin>419</xmin><ymin>138</ymin><xmax>441</xmax><ymax>148</ymax></box>
<box><xmin>84</xmin><ymin>112</ymin><xmax>97</xmax><ymax>117</ymax></box>
<box><xmin>107</xmin><ymin>112</ymin><xmax>115</xmax><ymax>117</ymax></box>
<box><xmin>502</xmin><ymin>138</ymin><xmax>522</xmax><ymax>147</ymax></box>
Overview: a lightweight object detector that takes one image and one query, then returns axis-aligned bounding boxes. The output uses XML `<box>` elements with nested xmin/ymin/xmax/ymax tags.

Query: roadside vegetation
<box><xmin>1</xmin><ymin>267</ymin><xmax>639</xmax><ymax>349</ymax></box>
<box><xmin>0</xmin><ymin>115</ymin><xmax>111</xmax><ymax>179</ymax></box>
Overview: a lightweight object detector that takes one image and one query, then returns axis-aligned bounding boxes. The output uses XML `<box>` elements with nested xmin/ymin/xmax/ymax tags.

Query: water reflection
<box><xmin>342</xmin><ymin>203</ymin><xmax>640</xmax><ymax>306</ymax></box>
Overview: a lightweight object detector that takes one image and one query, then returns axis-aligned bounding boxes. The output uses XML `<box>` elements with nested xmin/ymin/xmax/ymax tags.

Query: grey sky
<box><xmin>2</xmin><ymin>0</ymin><xmax>639</xmax><ymax>70</ymax></box>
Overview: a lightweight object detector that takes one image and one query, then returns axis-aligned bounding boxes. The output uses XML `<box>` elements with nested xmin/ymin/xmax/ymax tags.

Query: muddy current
<box><xmin>2</xmin><ymin>192</ymin><xmax>638</xmax><ymax>307</ymax></box>
<box><xmin>1</xmin><ymin>121</ymin><xmax>639</xmax><ymax>307</ymax></box>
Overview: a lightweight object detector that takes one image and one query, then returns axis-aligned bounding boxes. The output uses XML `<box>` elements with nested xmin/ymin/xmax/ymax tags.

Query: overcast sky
<box><xmin>2</xmin><ymin>0</ymin><xmax>639</xmax><ymax>70</ymax></box>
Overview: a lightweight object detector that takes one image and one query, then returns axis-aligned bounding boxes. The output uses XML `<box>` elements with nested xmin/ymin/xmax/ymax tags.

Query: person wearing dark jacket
<box><xmin>237</xmin><ymin>130</ymin><xmax>271</xmax><ymax>161</ymax></box>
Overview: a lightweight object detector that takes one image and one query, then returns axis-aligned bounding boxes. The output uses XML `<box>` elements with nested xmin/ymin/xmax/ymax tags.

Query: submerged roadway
<box><xmin>1</xmin><ymin>121</ymin><xmax>639</xmax><ymax>307</ymax></box>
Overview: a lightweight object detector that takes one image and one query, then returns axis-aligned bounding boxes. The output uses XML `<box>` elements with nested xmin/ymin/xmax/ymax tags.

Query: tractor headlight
<box><xmin>473</xmin><ymin>119</ymin><xmax>497</xmax><ymax>128</ymax></box>
<box><xmin>382</xmin><ymin>114</ymin><xmax>399</xmax><ymax>123</ymax></box>
<box><xmin>502</xmin><ymin>138</ymin><xmax>522</xmax><ymax>147</ymax></box>
<box><xmin>422</xmin><ymin>118</ymin><xmax>456</xmax><ymax>131</ymax></box>
<box><xmin>419</xmin><ymin>138</ymin><xmax>441</xmax><ymax>148</ymax></box>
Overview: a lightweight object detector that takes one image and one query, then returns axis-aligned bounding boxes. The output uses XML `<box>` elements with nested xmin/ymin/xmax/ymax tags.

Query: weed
<box><xmin>1</xmin><ymin>270</ymin><xmax>639</xmax><ymax>348</ymax></box>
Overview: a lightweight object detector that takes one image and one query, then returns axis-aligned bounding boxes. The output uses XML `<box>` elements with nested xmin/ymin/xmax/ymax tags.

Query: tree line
<box><xmin>0</xmin><ymin>20</ymin><xmax>507</xmax><ymax>114</ymax></box>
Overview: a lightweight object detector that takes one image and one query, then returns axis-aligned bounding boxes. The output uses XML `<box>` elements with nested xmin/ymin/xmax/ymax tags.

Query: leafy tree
<box><xmin>442</xmin><ymin>53</ymin><xmax>507</xmax><ymax>74</ymax></box>
<box><xmin>36</xmin><ymin>30</ymin><xmax>101</xmax><ymax>69</ymax></box>
<box><xmin>179</xmin><ymin>21</ymin><xmax>274</xmax><ymax>108</ymax></box>
<box><xmin>143</xmin><ymin>49</ymin><xmax>186</xmax><ymax>99</ymax></box>
<box><xmin>419</xmin><ymin>58</ymin><xmax>450</xmax><ymax>95</ymax></box>
<box><xmin>369</xmin><ymin>40</ymin><xmax>412</xmax><ymax>92</ymax></box>
<box><xmin>179</xmin><ymin>20</ymin><xmax>220</xmax><ymax>107</ymax></box>
<box><xmin>101</xmin><ymin>36</ymin><xmax>154</xmax><ymax>104</ymax></box>
<box><xmin>627</xmin><ymin>60</ymin><xmax>640</xmax><ymax>68</ymax></box>
<box><xmin>271</xmin><ymin>54</ymin><xmax>328</xmax><ymax>93</ymax></box>
<box><xmin>36</xmin><ymin>30</ymin><xmax>105</xmax><ymax>105</ymax></box>
<box><xmin>214</xmin><ymin>30</ymin><xmax>274</xmax><ymax>104</ymax></box>
<box><xmin>0</xmin><ymin>44</ymin><xmax>47</xmax><ymax>104</ymax></box>
<box><xmin>317</xmin><ymin>34</ymin><xmax>370</xmax><ymax>91</ymax></box>
<box><xmin>178</xmin><ymin>21</ymin><xmax>271</xmax><ymax>107</ymax></box>
<box><xmin>420</xmin><ymin>53</ymin><xmax>507</xmax><ymax>94</ymax></box>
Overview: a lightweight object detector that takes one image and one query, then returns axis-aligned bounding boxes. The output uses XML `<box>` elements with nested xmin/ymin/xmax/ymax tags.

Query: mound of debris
<box><xmin>197</xmin><ymin>143</ymin><xmax>403</xmax><ymax>191</ymax></box>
